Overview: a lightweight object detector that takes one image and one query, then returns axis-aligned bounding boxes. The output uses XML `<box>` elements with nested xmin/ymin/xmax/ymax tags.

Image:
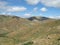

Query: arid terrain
<box><xmin>0</xmin><ymin>15</ymin><xmax>60</xmax><ymax>45</ymax></box>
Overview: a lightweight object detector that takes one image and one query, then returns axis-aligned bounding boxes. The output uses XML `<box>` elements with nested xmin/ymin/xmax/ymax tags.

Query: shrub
<box><xmin>23</xmin><ymin>41</ymin><xmax>33</xmax><ymax>45</ymax></box>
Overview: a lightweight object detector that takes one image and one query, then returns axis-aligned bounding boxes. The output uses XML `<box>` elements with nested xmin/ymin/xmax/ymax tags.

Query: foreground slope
<box><xmin>0</xmin><ymin>15</ymin><xmax>60</xmax><ymax>45</ymax></box>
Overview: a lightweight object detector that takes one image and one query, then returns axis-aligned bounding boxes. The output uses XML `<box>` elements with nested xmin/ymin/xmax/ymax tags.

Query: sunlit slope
<box><xmin>0</xmin><ymin>15</ymin><xmax>60</xmax><ymax>45</ymax></box>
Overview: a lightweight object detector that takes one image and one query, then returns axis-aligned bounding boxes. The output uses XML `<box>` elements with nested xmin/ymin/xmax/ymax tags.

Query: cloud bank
<box><xmin>40</xmin><ymin>7</ymin><xmax>47</xmax><ymax>12</ymax></box>
<box><xmin>25</xmin><ymin>0</ymin><xmax>60</xmax><ymax>8</ymax></box>
<box><xmin>26</xmin><ymin>0</ymin><xmax>40</xmax><ymax>5</ymax></box>
<box><xmin>0</xmin><ymin>1</ymin><xmax>27</xmax><ymax>14</ymax></box>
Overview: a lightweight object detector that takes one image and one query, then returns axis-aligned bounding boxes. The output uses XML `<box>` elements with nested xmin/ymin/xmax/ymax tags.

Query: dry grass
<box><xmin>0</xmin><ymin>15</ymin><xmax>60</xmax><ymax>45</ymax></box>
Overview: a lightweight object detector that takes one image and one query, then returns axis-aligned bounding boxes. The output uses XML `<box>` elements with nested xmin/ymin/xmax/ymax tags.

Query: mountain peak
<box><xmin>27</xmin><ymin>16</ymin><xmax>49</xmax><ymax>21</ymax></box>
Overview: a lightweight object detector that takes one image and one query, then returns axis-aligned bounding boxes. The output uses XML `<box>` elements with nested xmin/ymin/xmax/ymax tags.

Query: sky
<box><xmin>0</xmin><ymin>0</ymin><xmax>60</xmax><ymax>18</ymax></box>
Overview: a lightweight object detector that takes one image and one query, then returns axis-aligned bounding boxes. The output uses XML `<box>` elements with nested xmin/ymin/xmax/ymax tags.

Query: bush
<box><xmin>23</xmin><ymin>41</ymin><xmax>33</xmax><ymax>45</ymax></box>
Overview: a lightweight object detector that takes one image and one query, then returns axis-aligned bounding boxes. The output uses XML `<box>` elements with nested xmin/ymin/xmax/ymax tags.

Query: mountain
<box><xmin>0</xmin><ymin>15</ymin><xmax>60</xmax><ymax>45</ymax></box>
<box><xmin>27</xmin><ymin>16</ymin><xmax>49</xmax><ymax>21</ymax></box>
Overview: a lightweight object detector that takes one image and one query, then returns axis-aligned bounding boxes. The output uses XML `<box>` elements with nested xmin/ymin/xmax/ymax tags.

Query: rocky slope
<box><xmin>0</xmin><ymin>15</ymin><xmax>60</xmax><ymax>45</ymax></box>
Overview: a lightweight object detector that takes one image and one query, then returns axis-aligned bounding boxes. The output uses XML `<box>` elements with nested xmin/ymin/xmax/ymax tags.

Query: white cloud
<box><xmin>7</xmin><ymin>13</ymin><xmax>12</xmax><ymax>15</ymax></box>
<box><xmin>25</xmin><ymin>0</ymin><xmax>40</xmax><ymax>5</ymax></box>
<box><xmin>33</xmin><ymin>7</ymin><xmax>38</xmax><ymax>12</ymax></box>
<box><xmin>0</xmin><ymin>1</ymin><xmax>8</xmax><ymax>11</ymax></box>
<box><xmin>0</xmin><ymin>1</ymin><xmax>7</xmax><ymax>8</ymax></box>
<box><xmin>1</xmin><ymin>12</ymin><xmax>12</xmax><ymax>15</ymax></box>
<box><xmin>48</xmin><ymin>16</ymin><xmax>55</xmax><ymax>18</ymax></box>
<box><xmin>23</xmin><ymin>13</ymin><xmax>33</xmax><ymax>18</ymax></box>
<box><xmin>25</xmin><ymin>0</ymin><xmax>60</xmax><ymax>8</ymax></box>
<box><xmin>24</xmin><ymin>13</ymin><xmax>31</xmax><ymax>17</ymax></box>
<box><xmin>0</xmin><ymin>1</ymin><xmax>27</xmax><ymax>13</ymax></box>
<box><xmin>1</xmin><ymin>12</ymin><xmax>6</xmax><ymax>15</ymax></box>
<box><xmin>7</xmin><ymin>6</ymin><xmax>27</xmax><ymax>12</ymax></box>
<box><xmin>48</xmin><ymin>16</ymin><xmax>60</xmax><ymax>19</ymax></box>
<box><xmin>40</xmin><ymin>7</ymin><xmax>47</xmax><ymax>12</ymax></box>
<box><xmin>41</xmin><ymin>0</ymin><xmax>60</xmax><ymax>8</ymax></box>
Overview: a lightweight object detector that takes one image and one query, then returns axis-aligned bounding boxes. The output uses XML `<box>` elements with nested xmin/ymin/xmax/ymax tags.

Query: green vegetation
<box><xmin>23</xmin><ymin>41</ymin><xmax>33</xmax><ymax>45</ymax></box>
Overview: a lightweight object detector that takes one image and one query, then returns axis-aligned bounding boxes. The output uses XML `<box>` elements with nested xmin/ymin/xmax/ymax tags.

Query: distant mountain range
<box><xmin>0</xmin><ymin>15</ymin><xmax>60</xmax><ymax>45</ymax></box>
<box><xmin>27</xmin><ymin>16</ymin><xmax>49</xmax><ymax>21</ymax></box>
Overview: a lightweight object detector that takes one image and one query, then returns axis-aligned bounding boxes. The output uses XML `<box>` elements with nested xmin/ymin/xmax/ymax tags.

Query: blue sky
<box><xmin>0</xmin><ymin>0</ymin><xmax>60</xmax><ymax>18</ymax></box>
